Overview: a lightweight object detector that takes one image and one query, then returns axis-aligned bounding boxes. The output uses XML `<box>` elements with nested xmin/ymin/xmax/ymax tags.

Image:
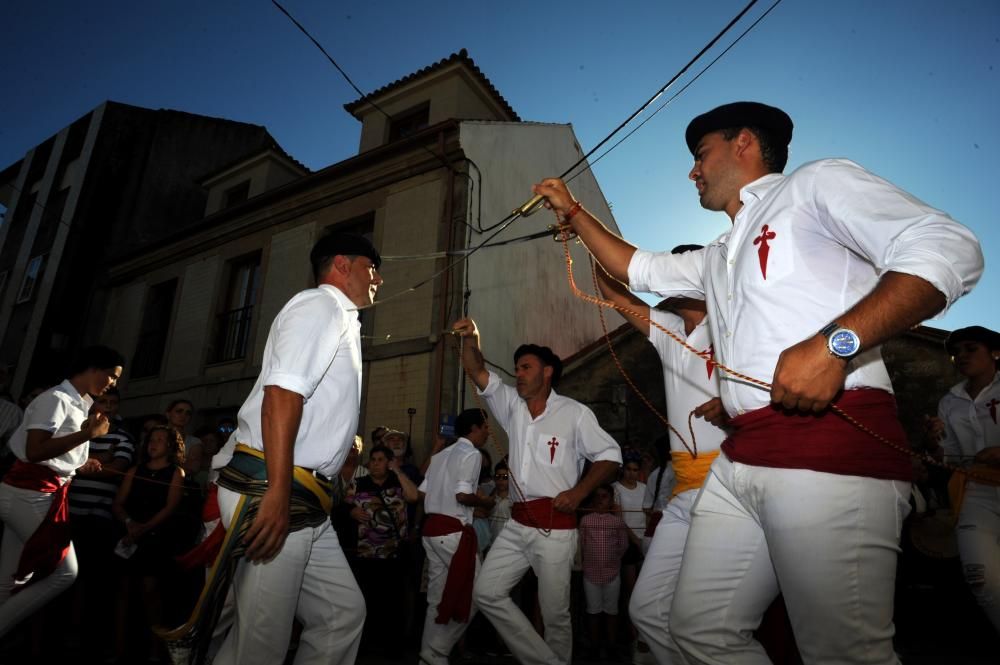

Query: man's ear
<box><xmin>542</xmin><ymin>365</ymin><xmax>553</xmax><ymax>382</ymax></box>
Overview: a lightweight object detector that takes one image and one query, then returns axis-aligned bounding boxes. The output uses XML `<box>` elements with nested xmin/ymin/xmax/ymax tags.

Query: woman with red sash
<box><xmin>0</xmin><ymin>345</ymin><xmax>123</xmax><ymax>637</ymax></box>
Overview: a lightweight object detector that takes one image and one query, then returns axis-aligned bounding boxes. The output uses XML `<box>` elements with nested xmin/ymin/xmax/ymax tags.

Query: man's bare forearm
<box><xmin>261</xmin><ymin>385</ymin><xmax>303</xmax><ymax>497</ymax></box>
<box><xmin>836</xmin><ymin>272</ymin><xmax>946</xmax><ymax>351</ymax></box>
<box><xmin>573</xmin><ymin>460</ymin><xmax>620</xmax><ymax>499</ymax></box>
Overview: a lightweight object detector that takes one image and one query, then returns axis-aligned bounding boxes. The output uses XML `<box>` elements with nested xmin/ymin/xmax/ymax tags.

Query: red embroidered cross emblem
<box><xmin>705</xmin><ymin>344</ymin><xmax>716</xmax><ymax>380</ymax></box>
<box><xmin>752</xmin><ymin>224</ymin><xmax>776</xmax><ymax>280</ymax></box>
<box><xmin>987</xmin><ymin>398</ymin><xmax>999</xmax><ymax>425</ymax></box>
<box><xmin>548</xmin><ymin>437</ymin><xmax>559</xmax><ymax>463</ymax></box>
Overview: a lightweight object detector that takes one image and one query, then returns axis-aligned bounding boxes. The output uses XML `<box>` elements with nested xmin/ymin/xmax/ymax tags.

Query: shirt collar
<box><xmin>739</xmin><ymin>172</ymin><xmax>785</xmax><ymax>205</ymax></box>
<box><xmin>57</xmin><ymin>379</ymin><xmax>93</xmax><ymax>410</ymax></box>
<box><xmin>318</xmin><ymin>283</ymin><xmax>359</xmax><ymax>313</ymax></box>
<box><xmin>949</xmin><ymin>371</ymin><xmax>1000</xmax><ymax>399</ymax></box>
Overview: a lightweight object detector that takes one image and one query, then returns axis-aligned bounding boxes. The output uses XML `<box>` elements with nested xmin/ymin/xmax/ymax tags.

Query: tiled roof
<box><xmin>344</xmin><ymin>48</ymin><xmax>520</xmax><ymax>121</ymax></box>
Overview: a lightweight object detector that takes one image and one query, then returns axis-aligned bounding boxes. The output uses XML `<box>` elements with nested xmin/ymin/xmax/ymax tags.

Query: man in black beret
<box><xmin>532</xmin><ymin>102</ymin><xmax>984</xmax><ymax>664</ymax></box>
<box><xmin>201</xmin><ymin>233</ymin><xmax>382</xmax><ymax>665</ymax></box>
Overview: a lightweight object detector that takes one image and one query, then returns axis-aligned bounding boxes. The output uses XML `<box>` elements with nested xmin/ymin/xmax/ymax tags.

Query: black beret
<box><xmin>945</xmin><ymin>326</ymin><xmax>1000</xmax><ymax>354</ymax></box>
<box><xmin>310</xmin><ymin>232</ymin><xmax>381</xmax><ymax>270</ymax></box>
<box><xmin>685</xmin><ymin>101</ymin><xmax>793</xmax><ymax>155</ymax></box>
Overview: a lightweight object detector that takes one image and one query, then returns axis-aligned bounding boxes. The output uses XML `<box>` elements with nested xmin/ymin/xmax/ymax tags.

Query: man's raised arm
<box><xmin>452</xmin><ymin>318</ymin><xmax>489</xmax><ymax>391</ymax></box>
<box><xmin>533</xmin><ymin>178</ymin><xmax>638</xmax><ymax>283</ymax></box>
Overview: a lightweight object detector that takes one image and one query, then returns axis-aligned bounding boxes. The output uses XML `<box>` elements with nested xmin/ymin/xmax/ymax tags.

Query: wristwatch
<box><xmin>819</xmin><ymin>322</ymin><xmax>861</xmax><ymax>360</ymax></box>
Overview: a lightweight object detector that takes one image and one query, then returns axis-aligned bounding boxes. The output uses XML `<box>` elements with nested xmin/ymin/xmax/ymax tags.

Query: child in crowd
<box><xmin>579</xmin><ymin>484</ymin><xmax>629</xmax><ymax>661</ymax></box>
<box><xmin>112</xmin><ymin>426</ymin><xmax>186</xmax><ymax>660</ymax></box>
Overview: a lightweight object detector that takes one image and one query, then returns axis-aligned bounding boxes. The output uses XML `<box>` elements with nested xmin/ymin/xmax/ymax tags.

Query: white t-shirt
<box><xmin>629</xmin><ymin>159</ymin><xmax>983</xmax><ymax>416</ymax></box>
<box><xmin>479</xmin><ymin>371</ymin><xmax>622</xmax><ymax>501</ymax></box>
<box><xmin>419</xmin><ymin>437</ymin><xmax>481</xmax><ymax>525</ymax></box>
<box><xmin>236</xmin><ymin>284</ymin><xmax>362</xmax><ymax>477</ymax></box>
<box><xmin>614</xmin><ymin>480</ymin><xmax>647</xmax><ymax>540</ymax></box>
<box><xmin>9</xmin><ymin>379</ymin><xmax>93</xmax><ymax>476</ymax></box>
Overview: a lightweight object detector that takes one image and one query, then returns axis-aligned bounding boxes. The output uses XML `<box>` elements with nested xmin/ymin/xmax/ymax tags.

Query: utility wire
<box><xmin>276</xmin><ymin>0</ymin><xmax>778</xmax><ymax>311</ymax></box>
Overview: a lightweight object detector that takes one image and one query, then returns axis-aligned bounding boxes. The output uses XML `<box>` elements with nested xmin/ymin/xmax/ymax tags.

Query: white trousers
<box><xmin>473</xmin><ymin>520</ymin><xmax>577</xmax><ymax>665</ymax></box>
<box><xmin>420</xmin><ymin>531</ymin><xmax>481</xmax><ymax>665</ymax></box>
<box><xmin>670</xmin><ymin>454</ymin><xmax>910</xmax><ymax>665</ymax></box>
<box><xmin>214</xmin><ymin>486</ymin><xmax>365</xmax><ymax>665</ymax></box>
<box><xmin>956</xmin><ymin>483</ymin><xmax>1000</xmax><ymax>632</ymax></box>
<box><xmin>628</xmin><ymin>489</ymin><xmax>697</xmax><ymax>665</ymax></box>
<box><xmin>0</xmin><ymin>483</ymin><xmax>79</xmax><ymax>638</ymax></box>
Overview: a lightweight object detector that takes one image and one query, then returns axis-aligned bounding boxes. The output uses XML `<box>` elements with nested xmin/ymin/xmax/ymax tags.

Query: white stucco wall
<box><xmin>457</xmin><ymin>121</ymin><xmax>624</xmax><ymax>404</ymax></box>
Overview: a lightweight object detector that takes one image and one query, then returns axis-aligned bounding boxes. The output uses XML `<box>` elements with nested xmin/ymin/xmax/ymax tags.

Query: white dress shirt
<box><xmin>237</xmin><ymin>284</ymin><xmax>362</xmax><ymax>478</ymax></box>
<box><xmin>649</xmin><ymin>309</ymin><xmax>726</xmax><ymax>455</ymax></box>
<box><xmin>419</xmin><ymin>437</ymin><xmax>481</xmax><ymax>525</ymax></box>
<box><xmin>8</xmin><ymin>379</ymin><xmax>93</xmax><ymax>476</ymax></box>
<box><xmin>629</xmin><ymin>159</ymin><xmax>983</xmax><ymax>416</ymax></box>
<box><xmin>938</xmin><ymin>371</ymin><xmax>1000</xmax><ymax>462</ymax></box>
<box><xmin>479</xmin><ymin>371</ymin><xmax>622</xmax><ymax>501</ymax></box>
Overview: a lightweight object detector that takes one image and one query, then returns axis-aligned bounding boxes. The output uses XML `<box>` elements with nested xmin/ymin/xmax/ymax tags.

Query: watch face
<box><xmin>830</xmin><ymin>329</ymin><xmax>860</xmax><ymax>357</ymax></box>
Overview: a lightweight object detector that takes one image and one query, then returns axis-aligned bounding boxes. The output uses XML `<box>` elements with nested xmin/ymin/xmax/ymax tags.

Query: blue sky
<box><xmin>3</xmin><ymin>0</ymin><xmax>997</xmax><ymax>331</ymax></box>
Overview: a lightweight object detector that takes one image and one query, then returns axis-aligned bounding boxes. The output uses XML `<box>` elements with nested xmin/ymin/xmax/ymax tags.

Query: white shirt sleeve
<box><xmin>576</xmin><ymin>406</ymin><xmax>623</xmax><ymax>464</ymax></box>
<box><xmin>262</xmin><ymin>292</ymin><xmax>348</xmax><ymax>400</ymax></box>
<box><xmin>455</xmin><ymin>448</ymin><xmax>480</xmax><ymax>495</ymax></box>
<box><xmin>809</xmin><ymin>159</ymin><xmax>983</xmax><ymax>316</ymax></box>
<box><xmin>628</xmin><ymin>246</ymin><xmax>708</xmax><ymax>299</ymax></box>
<box><xmin>478</xmin><ymin>371</ymin><xmax>518</xmax><ymax>435</ymax></box>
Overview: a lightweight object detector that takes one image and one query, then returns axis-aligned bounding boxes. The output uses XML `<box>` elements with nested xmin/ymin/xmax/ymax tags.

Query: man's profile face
<box><xmin>515</xmin><ymin>354</ymin><xmax>550</xmax><ymax>400</ymax></box>
<box><xmin>343</xmin><ymin>256</ymin><xmax>382</xmax><ymax>307</ymax></box>
<box><xmin>689</xmin><ymin>131</ymin><xmax>742</xmax><ymax>213</ymax></box>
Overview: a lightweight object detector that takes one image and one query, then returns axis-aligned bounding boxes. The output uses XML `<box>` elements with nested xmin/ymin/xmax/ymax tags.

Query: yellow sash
<box><xmin>671</xmin><ymin>450</ymin><xmax>720</xmax><ymax>498</ymax></box>
<box><xmin>233</xmin><ymin>443</ymin><xmax>334</xmax><ymax>515</ymax></box>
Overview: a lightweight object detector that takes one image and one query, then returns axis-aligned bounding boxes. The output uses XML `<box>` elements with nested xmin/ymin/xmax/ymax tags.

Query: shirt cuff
<box><xmin>455</xmin><ymin>481</ymin><xmax>475</xmax><ymax>494</ymax></box>
<box><xmin>479</xmin><ymin>371</ymin><xmax>501</xmax><ymax>397</ymax></box>
<box><xmin>627</xmin><ymin>249</ymin><xmax>655</xmax><ymax>293</ymax></box>
<box><xmin>261</xmin><ymin>372</ymin><xmax>312</xmax><ymax>400</ymax></box>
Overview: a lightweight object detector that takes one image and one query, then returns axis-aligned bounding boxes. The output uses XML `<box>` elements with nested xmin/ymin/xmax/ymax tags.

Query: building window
<box><xmin>132</xmin><ymin>279</ymin><xmax>177</xmax><ymax>379</ymax></box>
<box><xmin>223</xmin><ymin>180</ymin><xmax>251</xmax><ymax>209</ymax></box>
<box><xmin>212</xmin><ymin>252</ymin><xmax>261</xmax><ymax>363</ymax></box>
<box><xmin>15</xmin><ymin>255</ymin><xmax>45</xmax><ymax>303</ymax></box>
<box><xmin>388</xmin><ymin>103</ymin><xmax>430</xmax><ymax>142</ymax></box>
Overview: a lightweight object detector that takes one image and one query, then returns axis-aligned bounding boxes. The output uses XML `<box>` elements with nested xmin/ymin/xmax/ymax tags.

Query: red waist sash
<box><xmin>511</xmin><ymin>497</ymin><xmax>577</xmax><ymax>530</ymax></box>
<box><xmin>721</xmin><ymin>389</ymin><xmax>912</xmax><ymax>481</ymax></box>
<box><xmin>423</xmin><ymin>514</ymin><xmax>477</xmax><ymax>624</ymax></box>
<box><xmin>3</xmin><ymin>460</ymin><xmax>73</xmax><ymax>591</ymax></box>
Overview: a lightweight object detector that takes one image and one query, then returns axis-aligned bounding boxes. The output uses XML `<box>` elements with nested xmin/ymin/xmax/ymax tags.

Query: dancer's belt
<box><xmin>159</xmin><ymin>443</ymin><xmax>334</xmax><ymax>665</ymax></box>
<box><xmin>511</xmin><ymin>497</ymin><xmax>577</xmax><ymax>529</ymax></box>
<box><xmin>948</xmin><ymin>464</ymin><xmax>1000</xmax><ymax>525</ymax></box>
<box><xmin>423</xmin><ymin>514</ymin><xmax>478</xmax><ymax>624</ymax></box>
<box><xmin>671</xmin><ymin>450</ymin><xmax>720</xmax><ymax>498</ymax></box>
<box><xmin>3</xmin><ymin>460</ymin><xmax>72</xmax><ymax>592</ymax></box>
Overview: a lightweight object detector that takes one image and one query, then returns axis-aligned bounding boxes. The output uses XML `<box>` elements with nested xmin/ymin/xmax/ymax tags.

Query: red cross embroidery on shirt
<box><xmin>548</xmin><ymin>437</ymin><xmax>559</xmax><ymax>464</ymax></box>
<box><xmin>752</xmin><ymin>224</ymin><xmax>776</xmax><ymax>280</ymax></box>
<box><xmin>705</xmin><ymin>344</ymin><xmax>716</xmax><ymax>380</ymax></box>
<box><xmin>987</xmin><ymin>398</ymin><xmax>999</xmax><ymax>425</ymax></box>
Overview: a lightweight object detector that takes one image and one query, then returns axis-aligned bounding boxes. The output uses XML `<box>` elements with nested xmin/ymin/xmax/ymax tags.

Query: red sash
<box><xmin>423</xmin><ymin>514</ymin><xmax>478</xmax><ymax>624</ymax></box>
<box><xmin>721</xmin><ymin>389</ymin><xmax>912</xmax><ymax>481</ymax></box>
<box><xmin>511</xmin><ymin>497</ymin><xmax>577</xmax><ymax>530</ymax></box>
<box><xmin>3</xmin><ymin>460</ymin><xmax>72</xmax><ymax>591</ymax></box>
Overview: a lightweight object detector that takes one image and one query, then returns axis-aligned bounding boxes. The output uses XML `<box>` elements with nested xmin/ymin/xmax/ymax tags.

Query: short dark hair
<box><xmin>166</xmin><ymin>399</ymin><xmax>194</xmax><ymax>412</ymax></box>
<box><xmin>369</xmin><ymin>444</ymin><xmax>394</xmax><ymax>462</ymax></box>
<box><xmin>720</xmin><ymin>126</ymin><xmax>788</xmax><ymax>173</ymax></box>
<box><xmin>514</xmin><ymin>344</ymin><xmax>563</xmax><ymax>387</ymax></box>
<box><xmin>310</xmin><ymin>233</ymin><xmax>381</xmax><ymax>283</ymax></box>
<box><xmin>68</xmin><ymin>345</ymin><xmax>124</xmax><ymax>376</ymax></box>
<box><xmin>101</xmin><ymin>386</ymin><xmax>121</xmax><ymax>399</ymax></box>
<box><xmin>455</xmin><ymin>409</ymin><xmax>486</xmax><ymax>438</ymax></box>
